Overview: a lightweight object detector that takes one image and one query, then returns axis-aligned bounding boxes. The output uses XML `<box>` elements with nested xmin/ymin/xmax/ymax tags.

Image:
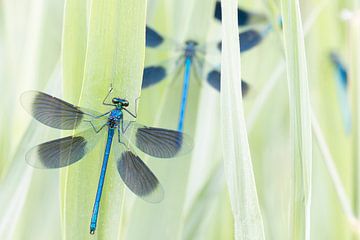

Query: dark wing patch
<box><xmin>117</xmin><ymin>151</ymin><xmax>164</xmax><ymax>203</ymax></box>
<box><xmin>217</xmin><ymin>30</ymin><xmax>263</xmax><ymax>53</ymax></box>
<box><xmin>122</xmin><ymin>122</ymin><xmax>193</xmax><ymax>158</ymax></box>
<box><xmin>25</xmin><ymin>128</ymin><xmax>104</xmax><ymax>168</ymax></box>
<box><xmin>207</xmin><ymin>70</ymin><xmax>221</xmax><ymax>91</ymax></box>
<box><xmin>142</xmin><ymin>66</ymin><xmax>167</xmax><ymax>88</ymax></box>
<box><xmin>237</xmin><ymin>8</ymin><xmax>251</xmax><ymax>26</ymax></box>
<box><xmin>217</xmin><ymin>41</ymin><xmax>222</xmax><ymax>52</ymax></box>
<box><xmin>146</xmin><ymin>26</ymin><xmax>164</xmax><ymax>48</ymax></box>
<box><xmin>27</xmin><ymin>136</ymin><xmax>87</xmax><ymax>168</ymax></box>
<box><xmin>214</xmin><ymin>2</ymin><xmax>222</xmax><ymax>22</ymax></box>
<box><xmin>241</xmin><ymin>81</ymin><xmax>250</xmax><ymax>96</ymax></box>
<box><xmin>214</xmin><ymin>2</ymin><xmax>250</xmax><ymax>26</ymax></box>
<box><xmin>21</xmin><ymin>91</ymin><xmax>85</xmax><ymax>130</ymax></box>
<box><xmin>239</xmin><ymin>30</ymin><xmax>263</xmax><ymax>52</ymax></box>
<box><xmin>207</xmin><ymin>70</ymin><xmax>250</xmax><ymax>96</ymax></box>
<box><xmin>135</xmin><ymin>127</ymin><xmax>184</xmax><ymax>158</ymax></box>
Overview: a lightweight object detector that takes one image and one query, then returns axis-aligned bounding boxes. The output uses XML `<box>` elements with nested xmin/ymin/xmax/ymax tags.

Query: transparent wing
<box><xmin>26</xmin><ymin>126</ymin><xmax>105</xmax><ymax>168</ymax></box>
<box><xmin>122</xmin><ymin>121</ymin><xmax>193</xmax><ymax>158</ymax></box>
<box><xmin>145</xmin><ymin>25</ymin><xmax>182</xmax><ymax>51</ymax></box>
<box><xmin>21</xmin><ymin>91</ymin><xmax>103</xmax><ymax>130</ymax></box>
<box><xmin>142</xmin><ymin>54</ymin><xmax>183</xmax><ymax>89</ymax></box>
<box><xmin>206</xmin><ymin>69</ymin><xmax>249</xmax><ymax>96</ymax></box>
<box><xmin>116</xmin><ymin>149</ymin><xmax>164</xmax><ymax>203</ymax></box>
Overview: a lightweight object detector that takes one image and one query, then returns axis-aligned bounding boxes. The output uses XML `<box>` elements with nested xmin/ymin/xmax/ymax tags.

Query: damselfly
<box><xmin>21</xmin><ymin>89</ymin><xmax>192</xmax><ymax>234</ymax></box>
<box><xmin>330</xmin><ymin>52</ymin><xmax>351</xmax><ymax>132</ymax></box>
<box><xmin>143</xmin><ymin>5</ymin><xmax>273</xmax><ymax>131</ymax></box>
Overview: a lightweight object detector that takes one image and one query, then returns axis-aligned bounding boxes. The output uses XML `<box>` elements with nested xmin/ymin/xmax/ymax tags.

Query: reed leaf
<box><xmin>280</xmin><ymin>0</ymin><xmax>312</xmax><ymax>239</ymax></box>
<box><xmin>349</xmin><ymin>12</ymin><xmax>360</xmax><ymax>223</ymax></box>
<box><xmin>220</xmin><ymin>0</ymin><xmax>265</xmax><ymax>239</ymax></box>
<box><xmin>61</xmin><ymin>0</ymin><xmax>146</xmax><ymax>238</ymax></box>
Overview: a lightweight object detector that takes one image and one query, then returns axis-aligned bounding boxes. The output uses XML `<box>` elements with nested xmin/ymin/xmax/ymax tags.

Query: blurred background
<box><xmin>0</xmin><ymin>0</ymin><xmax>359</xmax><ymax>239</ymax></box>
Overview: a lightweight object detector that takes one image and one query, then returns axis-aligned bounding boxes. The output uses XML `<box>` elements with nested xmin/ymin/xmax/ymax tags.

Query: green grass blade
<box><xmin>0</xmin><ymin>0</ymin><xmax>65</xmax><ymax>239</ymax></box>
<box><xmin>349</xmin><ymin>14</ymin><xmax>360</xmax><ymax>223</ymax></box>
<box><xmin>280</xmin><ymin>0</ymin><xmax>312</xmax><ymax>239</ymax></box>
<box><xmin>312</xmin><ymin>108</ymin><xmax>360</xmax><ymax>228</ymax></box>
<box><xmin>61</xmin><ymin>0</ymin><xmax>88</xmax><ymax>103</ymax></box>
<box><xmin>219</xmin><ymin>0</ymin><xmax>265</xmax><ymax>239</ymax></box>
<box><xmin>61</xmin><ymin>0</ymin><xmax>146</xmax><ymax>238</ymax></box>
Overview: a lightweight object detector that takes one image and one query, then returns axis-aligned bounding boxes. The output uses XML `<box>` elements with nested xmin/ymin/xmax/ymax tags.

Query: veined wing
<box><xmin>206</xmin><ymin>69</ymin><xmax>249</xmax><ymax>96</ymax></box>
<box><xmin>144</xmin><ymin>26</ymin><xmax>183</xmax><ymax>88</ymax></box>
<box><xmin>21</xmin><ymin>91</ymin><xmax>105</xmax><ymax>130</ymax></box>
<box><xmin>146</xmin><ymin>26</ymin><xmax>223</xmax><ymax>89</ymax></box>
<box><xmin>26</xmin><ymin>126</ymin><xmax>106</xmax><ymax>168</ymax></box>
<box><xmin>113</xmin><ymin>142</ymin><xmax>164</xmax><ymax>203</ymax></box>
<box><xmin>122</xmin><ymin>121</ymin><xmax>193</xmax><ymax>158</ymax></box>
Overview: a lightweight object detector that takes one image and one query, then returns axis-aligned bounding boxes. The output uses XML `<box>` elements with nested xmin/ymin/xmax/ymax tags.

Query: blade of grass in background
<box><xmin>0</xmin><ymin>66</ymin><xmax>63</xmax><ymax>240</ymax></box>
<box><xmin>61</xmin><ymin>0</ymin><xmax>88</xmax><ymax>103</ymax></box>
<box><xmin>311</xmin><ymin>108</ymin><xmax>360</xmax><ymax>231</ymax></box>
<box><xmin>247</xmin><ymin>0</ymin><xmax>327</xmax><ymax>132</ymax></box>
<box><xmin>280</xmin><ymin>0</ymin><xmax>312</xmax><ymax>239</ymax></box>
<box><xmin>61</xmin><ymin>0</ymin><xmax>146</xmax><ymax>238</ymax></box>
<box><xmin>0</xmin><ymin>0</ymin><xmax>64</xmax><ymax>177</ymax></box>
<box><xmin>349</xmin><ymin>12</ymin><xmax>360</xmax><ymax>228</ymax></box>
<box><xmin>60</xmin><ymin>0</ymin><xmax>89</xmax><ymax>238</ymax></box>
<box><xmin>179</xmin><ymin>87</ymin><xmax>223</xmax><ymax>240</ymax></box>
<box><xmin>0</xmin><ymin>0</ymin><xmax>65</xmax><ymax>239</ymax></box>
<box><xmin>220</xmin><ymin>0</ymin><xmax>265</xmax><ymax>239</ymax></box>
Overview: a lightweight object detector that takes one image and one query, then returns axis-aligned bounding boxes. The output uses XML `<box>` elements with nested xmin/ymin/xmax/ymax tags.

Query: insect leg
<box><xmin>117</xmin><ymin>126</ymin><xmax>128</xmax><ymax>148</ymax></box>
<box><xmin>85</xmin><ymin>121</ymin><xmax>107</xmax><ymax>133</ymax></box>
<box><xmin>102</xmin><ymin>85</ymin><xmax>115</xmax><ymax>106</ymax></box>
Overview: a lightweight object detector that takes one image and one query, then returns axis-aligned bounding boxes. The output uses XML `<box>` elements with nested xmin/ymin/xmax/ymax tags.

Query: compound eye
<box><xmin>112</xmin><ymin>98</ymin><xmax>120</xmax><ymax>104</ymax></box>
<box><xmin>123</xmin><ymin>100</ymin><xmax>129</xmax><ymax>107</ymax></box>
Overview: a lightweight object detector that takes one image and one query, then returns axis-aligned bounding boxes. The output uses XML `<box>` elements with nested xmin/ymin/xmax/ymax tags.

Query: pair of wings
<box><xmin>21</xmin><ymin>91</ymin><xmax>192</xmax><ymax>202</ymax></box>
<box><xmin>143</xmin><ymin>26</ymin><xmax>254</xmax><ymax>95</ymax></box>
<box><xmin>142</xmin><ymin>4</ymin><xmax>271</xmax><ymax>93</ymax></box>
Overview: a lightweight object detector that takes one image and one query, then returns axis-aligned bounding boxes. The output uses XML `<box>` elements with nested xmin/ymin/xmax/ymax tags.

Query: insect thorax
<box><xmin>108</xmin><ymin>109</ymin><xmax>122</xmax><ymax>128</ymax></box>
<box><xmin>184</xmin><ymin>40</ymin><xmax>198</xmax><ymax>59</ymax></box>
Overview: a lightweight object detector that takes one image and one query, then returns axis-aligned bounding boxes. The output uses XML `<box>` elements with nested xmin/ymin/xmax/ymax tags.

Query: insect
<box><xmin>21</xmin><ymin>89</ymin><xmax>192</xmax><ymax>234</ymax></box>
<box><xmin>142</xmin><ymin>5</ymin><xmax>272</xmax><ymax>131</ymax></box>
<box><xmin>330</xmin><ymin>52</ymin><xmax>351</xmax><ymax>133</ymax></box>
